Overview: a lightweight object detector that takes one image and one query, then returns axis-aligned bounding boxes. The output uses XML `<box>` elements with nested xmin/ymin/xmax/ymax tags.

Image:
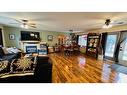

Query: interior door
<box><xmin>0</xmin><ymin>29</ymin><xmax>3</xmax><ymax>47</ymax></box>
<box><xmin>118</xmin><ymin>31</ymin><xmax>127</xmax><ymax>66</ymax></box>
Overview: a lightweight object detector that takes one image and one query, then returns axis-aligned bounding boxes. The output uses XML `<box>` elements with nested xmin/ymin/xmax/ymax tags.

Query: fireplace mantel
<box><xmin>20</xmin><ymin>40</ymin><xmax>40</xmax><ymax>43</ymax></box>
<box><xmin>20</xmin><ymin>40</ymin><xmax>41</xmax><ymax>53</ymax></box>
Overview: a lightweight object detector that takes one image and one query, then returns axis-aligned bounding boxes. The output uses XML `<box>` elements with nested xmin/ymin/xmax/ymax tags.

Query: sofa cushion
<box><xmin>36</xmin><ymin>56</ymin><xmax>49</xmax><ymax>64</ymax></box>
<box><xmin>2</xmin><ymin>54</ymin><xmax>17</xmax><ymax>62</ymax></box>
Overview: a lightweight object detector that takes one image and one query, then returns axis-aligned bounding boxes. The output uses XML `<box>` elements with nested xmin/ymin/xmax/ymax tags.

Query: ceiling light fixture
<box><xmin>20</xmin><ymin>24</ymin><xmax>28</xmax><ymax>29</ymax></box>
<box><xmin>102</xmin><ymin>24</ymin><xmax>112</xmax><ymax>29</ymax></box>
<box><xmin>102</xmin><ymin>19</ymin><xmax>112</xmax><ymax>29</ymax></box>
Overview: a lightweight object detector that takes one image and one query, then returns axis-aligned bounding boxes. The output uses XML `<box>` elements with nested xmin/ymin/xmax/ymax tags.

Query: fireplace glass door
<box><xmin>26</xmin><ymin>46</ymin><xmax>37</xmax><ymax>53</ymax></box>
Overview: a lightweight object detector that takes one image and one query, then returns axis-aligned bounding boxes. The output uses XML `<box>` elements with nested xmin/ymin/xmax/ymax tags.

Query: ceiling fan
<box><xmin>10</xmin><ymin>19</ymin><xmax>37</xmax><ymax>29</ymax></box>
<box><xmin>102</xmin><ymin>19</ymin><xmax>124</xmax><ymax>29</ymax></box>
<box><xmin>21</xmin><ymin>19</ymin><xmax>36</xmax><ymax>28</ymax></box>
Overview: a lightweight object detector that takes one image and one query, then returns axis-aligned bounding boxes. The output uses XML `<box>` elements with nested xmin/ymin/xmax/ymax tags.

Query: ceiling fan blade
<box><xmin>110</xmin><ymin>20</ymin><xmax>125</xmax><ymax>25</ymax></box>
<box><xmin>9</xmin><ymin>22</ymin><xmax>20</xmax><ymax>24</ymax></box>
<box><xmin>30</xmin><ymin>25</ymin><xmax>36</xmax><ymax>28</ymax></box>
<box><xmin>28</xmin><ymin>23</ymin><xmax>36</xmax><ymax>25</ymax></box>
<box><xmin>115</xmin><ymin>22</ymin><xmax>124</xmax><ymax>25</ymax></box>
<box><xmin>8</xmin><ymin>18</ymin><xmax>23</xmax><ymax>25</ymax></box>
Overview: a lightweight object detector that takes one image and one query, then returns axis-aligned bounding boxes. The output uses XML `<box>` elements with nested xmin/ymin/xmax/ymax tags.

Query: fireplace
<box><xmin>20</xmin><ymin>41</ymin><xmax>47</xmax><ymax>53</ymax></box>
<box><xmin>20</xmin><ymin>41</ymin><xmax>40</xmax><ymax>53</ymax></box>
<box><xmin>26</xmin><ymin>46</ymin><xmax>37</xmax><ymax>53</ymax></box>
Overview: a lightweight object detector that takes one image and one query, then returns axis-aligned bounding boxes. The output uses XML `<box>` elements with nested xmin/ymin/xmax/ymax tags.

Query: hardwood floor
<box><xmin>49</xmin><ymin>53</ymin><xmax>127</xmax><ymax>83</ymax></box>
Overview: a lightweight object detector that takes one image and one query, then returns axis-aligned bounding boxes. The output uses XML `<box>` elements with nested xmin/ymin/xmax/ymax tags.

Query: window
<box><xmin>78</xmin><ymin>35</ymin><xmax>87</xmax><ymax>46</ymax></box>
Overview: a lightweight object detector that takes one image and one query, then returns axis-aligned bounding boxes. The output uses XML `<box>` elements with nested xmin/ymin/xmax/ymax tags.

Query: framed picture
<box><xmin>48</xmin><ymin>35</ymin><xmax>53</xmax><ymax>41</ymax></box>
<box><xmin>9</xmin><ymin>34</ymin><xmax>15</xmax><ymax>40</ymax></box>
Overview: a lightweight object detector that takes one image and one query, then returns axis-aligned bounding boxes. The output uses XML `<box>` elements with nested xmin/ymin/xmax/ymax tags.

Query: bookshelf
<box><xmin>86</xmin><ymin>33</ymin><xmax>100</xmax><ymax>59</ymax></box>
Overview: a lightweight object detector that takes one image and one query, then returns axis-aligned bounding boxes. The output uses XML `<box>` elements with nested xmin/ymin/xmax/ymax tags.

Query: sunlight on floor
<box><xmin>114</xmin><ymin>73</ymin><xmax>127</xmax><ymax>83</ymax></box>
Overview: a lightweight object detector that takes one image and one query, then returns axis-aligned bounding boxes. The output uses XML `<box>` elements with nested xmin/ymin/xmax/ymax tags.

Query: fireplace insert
<box><xmin>26</xmin><ymin>46</ymin><xmax>37</xmax><ymax>53</ymax></box>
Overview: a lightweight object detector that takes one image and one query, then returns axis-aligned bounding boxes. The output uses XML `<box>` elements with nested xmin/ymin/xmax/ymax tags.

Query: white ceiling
<box><xmin>0</xmin><ymin>12</ymin><xmax>127</xmax><ymax>32</ymax></box>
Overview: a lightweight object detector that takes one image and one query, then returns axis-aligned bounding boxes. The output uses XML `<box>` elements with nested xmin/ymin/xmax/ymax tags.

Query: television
<box><xmin>21</xmin><ymin>31</ymin><xmax>40</xmax><ymax>41</ymax></box>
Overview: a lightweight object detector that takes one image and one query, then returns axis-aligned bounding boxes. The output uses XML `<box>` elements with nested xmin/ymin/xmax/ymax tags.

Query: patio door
<box><xmin>104</xmin><ymin>33</ymin><xmax>118</xmax><ymax>60</ymax></box>
<box><xmin>118</xmin><ymin>31</ymin><xmax>127</xmax><ymax>66</ymax></box>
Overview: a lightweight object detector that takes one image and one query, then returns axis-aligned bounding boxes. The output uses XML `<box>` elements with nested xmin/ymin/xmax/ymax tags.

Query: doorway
<box><xmin>118</xmin><ymin>31</ymin><xmax>127</xmax><ymax>66</ymax></box>
<box><xmin>0</xmin><ymin>28</ymin><xmax>3</xmax><ymax>47</ymax></box>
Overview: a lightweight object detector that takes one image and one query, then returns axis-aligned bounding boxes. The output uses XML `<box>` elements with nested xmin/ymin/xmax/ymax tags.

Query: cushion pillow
<box><xmin>6</xmin><ymin>48</ymin><xmax>13</xmax><ymax>54</ymax></box>
<box><xmin>6</xmin><ymin>47</ymin><xmax>20</xmax><ymax>54</ymax></box>
<box><xmin>2</xmin><ymin>47</ymin><xmax>9</xmax><ymax>54</ymax></box>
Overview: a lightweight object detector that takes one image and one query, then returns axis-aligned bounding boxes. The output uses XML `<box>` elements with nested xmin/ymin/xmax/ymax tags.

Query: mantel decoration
<box><xmin>48</xmin><ymin>35</ymin><xmax>53</xmax><ymax>41</ymax></box>
<box><xmin>9</xmin><ymin>34</ymin><xmax>15</xmax><ymax>40</ymax></box>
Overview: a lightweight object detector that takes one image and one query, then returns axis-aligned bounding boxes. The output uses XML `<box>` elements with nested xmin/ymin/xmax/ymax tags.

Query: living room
<box><xmin>0</xmin><ymin>12</ymin><xmax>127</xmax><ymax>83</ymax></box>
<box><xmin>1</xmin><ymin>0</ymin><xmax>127</xmax><ymax>95</ymax></box>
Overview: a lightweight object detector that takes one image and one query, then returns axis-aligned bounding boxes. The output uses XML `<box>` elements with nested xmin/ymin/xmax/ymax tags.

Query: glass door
<box><xmin>104</xmin><ymin>33</ymin><xmax>118</xmax><ymax>60</ymax></box>
<box><xmin>118</xmin><ymin>32</ymin><xmax>127</xmax><ymax>66</ymax></box>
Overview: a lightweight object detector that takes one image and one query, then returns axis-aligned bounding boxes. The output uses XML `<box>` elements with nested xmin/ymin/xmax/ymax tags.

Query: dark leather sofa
<box><xmin>34</xmin><ymin>56</ymin><xmax>52</xmax><ymax>83</ymax></box>
<box><xmin>0</xmin><ymin>56</ymin><xmax>52</xmax><ymax>83</ymax></box>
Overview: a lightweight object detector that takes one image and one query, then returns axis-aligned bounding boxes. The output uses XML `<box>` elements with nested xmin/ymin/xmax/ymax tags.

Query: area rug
<box><xmin>110</xmin><ymin>64</ymin><xmax>127</xmax><ymax>74</ymax></box>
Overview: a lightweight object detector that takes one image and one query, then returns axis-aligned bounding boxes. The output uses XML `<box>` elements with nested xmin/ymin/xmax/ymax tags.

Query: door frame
<box><xmin>0</xmin><ymin>28</ymin><xmax>3</xmax><ymax>46</ymax></box>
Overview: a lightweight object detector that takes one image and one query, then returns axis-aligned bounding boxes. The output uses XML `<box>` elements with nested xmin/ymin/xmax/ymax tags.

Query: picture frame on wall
<box><xmin>48</xmin><ymin>35</ymin><xmax>53</xmax><ymax>41</ymax></box>
<box><xmin>9</xmin><ymin>34</ymin><xmax>15</xmax><ymax>40</ymax></box>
